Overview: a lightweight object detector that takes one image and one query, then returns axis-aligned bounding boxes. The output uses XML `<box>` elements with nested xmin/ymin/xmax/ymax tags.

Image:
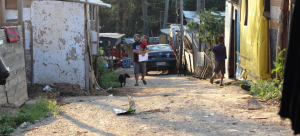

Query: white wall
<box><xmin>31</xmin><ymin>1</ymin><xmax>86</xmax><ymax>87</ymax></box>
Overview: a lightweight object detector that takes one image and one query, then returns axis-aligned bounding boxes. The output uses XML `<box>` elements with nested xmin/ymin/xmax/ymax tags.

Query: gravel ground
<box><xmin>11</xmin><ymin>68</ymin><xmax>293</xmax><ymax>136</ymax></box>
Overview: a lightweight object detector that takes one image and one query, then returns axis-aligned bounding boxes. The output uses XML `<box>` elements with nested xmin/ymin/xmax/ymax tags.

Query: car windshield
<box><xmin>148</xmin><ymin>45</ymin><xmax>172</xmax><ymax>51</ymax></box>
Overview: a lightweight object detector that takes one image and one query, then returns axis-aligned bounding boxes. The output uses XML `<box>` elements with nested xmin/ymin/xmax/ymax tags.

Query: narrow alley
<box><xmin>12</xmin><ymin>69</ymin><xmax>292</xmax><ymax>136</ymax></box>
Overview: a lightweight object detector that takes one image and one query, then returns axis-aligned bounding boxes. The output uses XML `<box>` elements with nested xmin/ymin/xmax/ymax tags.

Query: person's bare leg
<box><xmin>220</xmin><ymin>74</ymin><xmax>224</xmax><ymax>86</ymax></box>
<box><xmin>141</xmin><ymin>74</ymin><xmax>147</xmax><ymax>85</ymax></box>
<box><xmin>210</xmin><ymin>72</ymin><xmax>217</xmax><ymax>84</ymax></box>
<box><xmin>141</xmin><ymin>74</ymin><xmax>145</xmax><ymax>80</ymax></box>
<box><xmin>135</xmin><ymin>74</ymin><xmax>139</xmax><ymax>84</ymax></box>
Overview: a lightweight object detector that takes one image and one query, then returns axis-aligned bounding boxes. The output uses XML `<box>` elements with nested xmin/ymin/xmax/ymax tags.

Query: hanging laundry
<box><xmin>278</xmin><ymin>0</ymin><xmax>300</xmax><ymax>135</ymax></box>
<box><xmin>1</xmin><ymin>26</ymin><xmax>20</xmax><ymax>43</ymax></box>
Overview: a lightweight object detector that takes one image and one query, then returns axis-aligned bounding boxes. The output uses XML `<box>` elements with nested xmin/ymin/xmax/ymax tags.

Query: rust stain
<box><xmin>59</xmin><ymin>38</ymin><xmax>66</xmax><ymax>45</ymax></box>
<box><xmin>66</xmin><ymin>47</ymin><xmax>78</xmax><ymax>61</ymax></box>
<box><xmin>73</xmin><ymin>68</ymin><xmax>78</xmax><ymax>74</ymax></box>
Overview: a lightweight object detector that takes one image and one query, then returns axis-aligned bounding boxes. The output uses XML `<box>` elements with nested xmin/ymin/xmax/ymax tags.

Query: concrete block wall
<box><xmin>0</xmin><ymin>26</ymin><xmax>28</xmax><ymax>107</ymax></box>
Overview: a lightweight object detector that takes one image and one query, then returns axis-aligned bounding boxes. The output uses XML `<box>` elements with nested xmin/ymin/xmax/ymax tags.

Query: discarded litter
<box><xmin>108</xmin><ymin>87</ymin><xmax>113</xmax><ymax>90</ymax></box>
<box><xmin>229</xmin><ymin>129</ymin><xmax>239</xmax><ymax>132</ymax></box>
<box><xmin>43</xmin><ymin>85</ymin><xmax>54</xmax><ymax>92</ymax></box>
<box><xmin>204</xmin><ymin>116</ymin><xmax>209</xmax><ymax>118</ymax></box>
<box><xmin>109</xmin><ymin>94</ymin><xmax>113</xmax><ymax>97</ymax></box>
<box><xmin>113</xmin><ymin>94</ymin><xmax>136</xmax><ymax>115</ymax></box>
<box><xmin>241</xmin><ymin>95</ymin><xmax>253</xmax><ymax>99</ymax></box>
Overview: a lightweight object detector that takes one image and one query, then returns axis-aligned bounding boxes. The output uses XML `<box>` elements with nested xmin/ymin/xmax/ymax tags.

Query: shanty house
<box><xmin>2</xmin><ymin>0</ymin><xmax>111</xmax><ymax>91</ymax></box>
<box><xmin>224</xmin><ymin>0</ymin><xmax>294</xmax><ymax>81</ymax></box>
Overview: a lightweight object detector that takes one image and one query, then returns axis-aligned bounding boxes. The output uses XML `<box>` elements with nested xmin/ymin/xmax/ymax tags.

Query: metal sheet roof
<box><xmin>99</xmin><ymin>33</ymin><xmax>125</xmax><ymax>39</ymax></box>
<box><xmin>183</xmin><ymin>11</ymin><xmax>225</xmax><ymax>24</ymax></box>
<box><xmin>160</xmin><ymin>28</ymin><xmax>170</xmax><ymax>35</ymax></box>
<box><xmin>59</xmin><ymin>0</ymin><xmax>111</xmax><ymax>8</ymax></box>
<box><xmin>123</xmin><ymin>38</ymin><xmax>135</xmax><ymax>45</ymax></box>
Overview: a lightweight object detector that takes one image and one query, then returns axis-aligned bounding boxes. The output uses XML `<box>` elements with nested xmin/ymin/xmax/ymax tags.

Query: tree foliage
<box><xmin>195</xmin><ymin>8</ymin><xmax>225</xmax><ymax>46</ymax></box>
<box><xmin>98</xmin><ymin>0</ymin><xmax>226</xmax><ymax>37</ymax></box>
<box><xmin>186</xmin><ymin>20</ymin><xmax>198</xmax><ymax>30</ymax></box>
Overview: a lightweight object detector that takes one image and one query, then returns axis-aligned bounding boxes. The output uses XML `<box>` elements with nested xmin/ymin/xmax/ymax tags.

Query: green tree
<box><xmin>184</xmin><ymin>0</ymin><xmax>226</xmax><ymax>11</ymax></box>
<box><xmin>195</xmin><ymin>8</ymin><xmax>224</xmax><ymax>55</ymax></box>
<box><xmin>186</xmin><ymin>20</ymin><xmax>198</xmax><ymax>30</ymax></box>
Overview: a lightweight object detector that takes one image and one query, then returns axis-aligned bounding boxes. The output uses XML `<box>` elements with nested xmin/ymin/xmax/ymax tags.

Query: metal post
<box><xmin>175</xmin><ymin>0</ymin><xmax>178</xmax><ymax>24</ymax></box>
<box><xmin>179</xmin><ymin>0</ymin><xmax>183</xmax><ymax>67</ymax></box>
<box><xmin>160</xmin><ymin>11</ymin><xmax>163</xmax><ymax>29</ymax></box>
<box><xmin>0</xmin><ymin>0</ymin><xmax>5</xmax><ymax>23</ymax></box>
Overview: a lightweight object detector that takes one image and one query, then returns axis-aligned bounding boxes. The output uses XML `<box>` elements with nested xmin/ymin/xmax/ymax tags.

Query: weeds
<box><xmin>97</xmin><ymin>57</ymin><xmax>120</xmax><ymax>89</ymax></box>
<box><xmin>245</xmin><ymin>48</ymin><xmax>285</xmax><ymax>100</ymax></box>
<box><xmin>0</xmin><ymin>99</ymin><xmax>60</xmax><ymax>135</ymax></box>
<box><xmin>249</xmin><ymin>79</ymin><xmax>282</xmax><ymax>100</ymax></box>
<box><xmin>240</xmin><ymin>80</ymin><xmax>251</xmax><ymax>86</ymax></box>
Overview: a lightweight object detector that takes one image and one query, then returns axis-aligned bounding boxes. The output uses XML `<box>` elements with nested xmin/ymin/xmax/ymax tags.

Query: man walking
<box><xmin>210</xmin><ymin>37</ymin><xmax>227</xmax><ymax>86</ymax></box>
<box><xmin>132</xmin><ymin>34</ymin><xmax>148</xmax><ymax>86</ymax></box>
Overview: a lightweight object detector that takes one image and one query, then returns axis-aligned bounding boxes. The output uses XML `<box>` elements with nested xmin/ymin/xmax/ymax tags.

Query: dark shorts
<box><xmin>214</xmin><ymin>60</ymin><xmax>225</xmax><ymax>74</ymax></box>
<box><xmin>133</xmin><ymin>62</ymin><xmax>146</xmax><ymax>74</ymax></box>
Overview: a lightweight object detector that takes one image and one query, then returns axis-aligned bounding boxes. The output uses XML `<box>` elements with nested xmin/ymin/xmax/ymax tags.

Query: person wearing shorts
<box><xmin>132</xmin><ymin>34</ymin><xmax>148</xmax><ymax>86</ymax></box>
<box><xmin>210</xmin><ymin>37</ymin><xmax>227</xmax><ymax>86</ymax></box>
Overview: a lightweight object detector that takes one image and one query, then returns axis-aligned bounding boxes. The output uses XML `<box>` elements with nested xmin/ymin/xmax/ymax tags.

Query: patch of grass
<box><xmin>0</xmin><ymin>99</ymin><xmax>60</xmax><ymax>135</ymax></box>
<box><xmin>239</xmin><ymin>80</ymin><xmax>251</xmax><ymax>86</ymax></box>
<box><xmin>249</xmin><ymin>79</ymin><xmax>282</xmax><ymax>100</ymax></box>
<box><xmin>97</xmin><ymin>58</ymin><xmax>120</xmax><ymax>89</ymax></box>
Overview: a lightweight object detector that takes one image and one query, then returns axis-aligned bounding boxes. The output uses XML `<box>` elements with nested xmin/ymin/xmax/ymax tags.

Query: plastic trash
<box><xmin>43</xmin><ymin>85</ymin><xmax>53</xmax><ymax>92</ymax></box>
<box><xmin>0</xmin><ymin>58</ymin><xmax>9</xmax><ymax>85</ymax></box>
<box><xmin>113</xmin><ymin>94</ymin><xmax>136</xmax><ymax>115</ymax></box>
<box><xmin>109</xmin><ymin>94</ymin><xmax>113</xmax><ymax>97</ymax></box>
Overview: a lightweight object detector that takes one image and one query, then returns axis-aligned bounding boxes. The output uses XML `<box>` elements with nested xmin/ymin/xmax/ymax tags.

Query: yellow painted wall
<box><xmin>240</xmin><ymin>0</ymin><xmax>271</xmax><ymax>80</ymax></box>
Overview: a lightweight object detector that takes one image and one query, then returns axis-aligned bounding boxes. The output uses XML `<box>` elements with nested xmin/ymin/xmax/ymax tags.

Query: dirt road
<box><xmin>12</xmin><ymin>68</ymin><xmax>293</xmax><ymax>136</ymax></box>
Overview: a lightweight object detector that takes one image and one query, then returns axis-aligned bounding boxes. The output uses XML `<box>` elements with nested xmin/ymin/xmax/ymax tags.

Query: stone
<box><xmin>247</xmin><ymin>99</ymin><xmax>262</xmax><ymax>110</ymax></box>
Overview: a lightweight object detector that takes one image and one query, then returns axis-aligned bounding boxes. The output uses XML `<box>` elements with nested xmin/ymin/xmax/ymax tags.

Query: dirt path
<box><xmin>12</xmin><ymin>68</ymin><xmax>293</xmax><ymax>136</ymax></box>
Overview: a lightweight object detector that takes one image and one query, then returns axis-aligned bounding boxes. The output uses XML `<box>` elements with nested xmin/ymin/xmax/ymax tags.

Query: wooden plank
<box><xmin>236</xmin><ymin>51</ymin><xmax>250</xmax><ymax>60</ymax></box>
<box><xmin>225</xmin><ymin>1</ymin><xmax>233</xmax><ymax>78</ymax></box>
<box><xmin>5</xmin><ymin>0</ymin><xmax>17</xmax><ymax>9</ymax></box>
<box><xmin>236</xmin><ymin>63</ymin><xmax>246</xmax><ymax>70</ymax></box>
<box><xmin>247</xmin><ymin>70</ymin><xmax>260</xmax><ymax>80</ymax></box>
<box><xmin>0</xmin><ymin>0</ymin><xmax>6</xmax><ymax>23</ymax></box>
<box><xmin>17</xmin><ymin>0</ymin><xmax>23</xmax><ymax>25</ymax></box>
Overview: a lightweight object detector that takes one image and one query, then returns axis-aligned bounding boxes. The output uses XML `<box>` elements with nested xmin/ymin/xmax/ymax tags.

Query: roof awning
<box><xmin>58</xmin><ymin>0</ymin><xmax>111</xmax><ymax>8</ymax></box>
<box><xmin>99</xmin><ymin>33</ymin><xmax>125</xmax><ymax>39</ymax></box>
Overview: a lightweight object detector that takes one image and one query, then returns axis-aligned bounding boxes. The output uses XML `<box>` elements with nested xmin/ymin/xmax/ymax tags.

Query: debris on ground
<box><xmin>43</xmin><ymin>85</ymin><xmax>54</xmax><ymax>92</ymax></box>
<box><xmin>241</xmin><ymin>95</ymin><xmax>253</xmax><ymax>99</ymax></box>
<box><xmin>113</xmin><ymin>94</ymin><xmax>136</xmax><ymax>115</ymax></box>
<box><xmin>27</xmin><ymin>83</ymin><xmax>108</xmax><ymax>101</ymax></box>
<box><xmin>252</xmin><ymin>117</ymin><xmax>268</xmax><ymax>119</ymax></box>
<box><xmin>247</xmin><ymin>99</ymin><xmax>262</xmax><ymax>110</ymax></box>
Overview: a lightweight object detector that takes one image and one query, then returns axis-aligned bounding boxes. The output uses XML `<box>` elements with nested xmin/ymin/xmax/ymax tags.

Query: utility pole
<box><xmin>118</xmin><ymin>0</ymin><xmax>124</xmax><ymax>33</ymax></box>
<box><xmin>160</xmin><ymin>11</ymin><xmax>163</xmax><ymax>29</ymax></box>
<box><xmin>197</xmin><ymin>0</ymin><xmax>200</xmax><ymax>14</ymax></box>
<box><xmin>0</xmin><ymin>0</ymin><xmax>6</xmax><ymax>23</ymax></box>
<box><xmin>143</xmin><ymin>0</ymin><xmax>149</xmax><ymax>38</ymax></box>
<box><xmin>175</xmin><ymin>0</ymin><xmax>178</xmax><ymax>24</ymax></box>
<box><xmin>276</xmin><ymin>0</ymin><xmax>289</xmax><ymax>78</ymax></box>
<box><xmin>163</xmin><ymin>0</ymin><xmax>169</xmax><ymax>28</ymax></box>
<box><xmin>179</xmin><ymin>0</ymin><xmax>183</xmax><ymax>67</ymax></box>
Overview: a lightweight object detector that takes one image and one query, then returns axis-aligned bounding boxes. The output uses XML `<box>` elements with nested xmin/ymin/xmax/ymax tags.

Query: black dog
<box><xmin>178</xmin><ymin>63</ymin><xmax>187</xmax><ymax>77</ymax></box>
<box><xmin>119</xmin><ymin>73</ymin><xmax>130</xmax><ymax>87</ymax></box>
